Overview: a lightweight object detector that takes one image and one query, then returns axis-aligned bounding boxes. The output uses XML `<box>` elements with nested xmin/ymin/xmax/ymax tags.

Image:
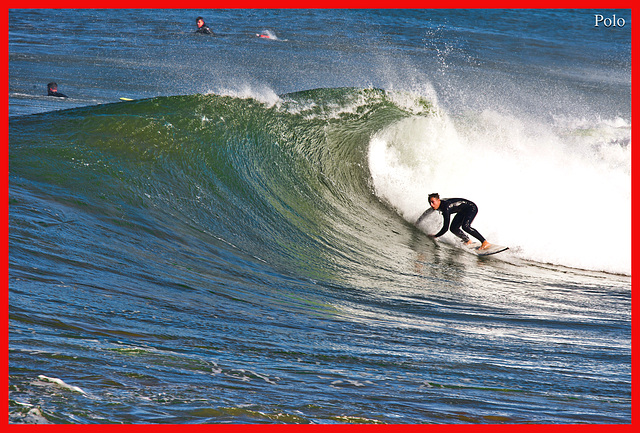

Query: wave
<box><xmin>9</xmin><ymin>87</ymin><xmax>630</xmax><ymax>276</ymax></box>
<box><xmin>369</xmin><ymin>104</ymin><xmax>631</xmax><ymax>275</ymax></box>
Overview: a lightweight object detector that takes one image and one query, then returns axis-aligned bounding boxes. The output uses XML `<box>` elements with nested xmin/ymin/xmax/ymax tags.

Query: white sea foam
<box><xmin>19</xmin><ymin>407</ymin><xmax>51</xmax><ymax>424</ymax></box>
<box><xmin>206</xmin><ymin>85</ymin><xmax>282</xmax><ymax>108</ymax></box>
<box><xmin>37</xmin><ymin>375</ymin><xmax>87</xmax><ymax>395</ymax></box>
<box><xmin>256</xmin><ymin>29</ymin><xmax>280</xmax><ymax>40</ymax></box>
<box><xmin>369</xmin><ymin>107</ymin><xmax>631</xmax><ymax>275</ymax></box>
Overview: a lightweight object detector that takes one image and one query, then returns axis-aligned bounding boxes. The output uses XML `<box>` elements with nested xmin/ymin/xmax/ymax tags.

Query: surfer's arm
<box><xmin>415</xmin><ymin>208</ymin><xmax>434</xmax><ymax>225</ymax></box>
<box><xmin>433</xmin><ymin>209</ymin><xmax>450</xmax><ymax>238</ymax></box>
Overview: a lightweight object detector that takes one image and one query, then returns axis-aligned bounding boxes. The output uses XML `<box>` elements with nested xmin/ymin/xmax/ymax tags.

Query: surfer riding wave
<box><xmin>416</xmin><ymin>193</ymin><xmax>491</xmax><ymax>250</ymax></box>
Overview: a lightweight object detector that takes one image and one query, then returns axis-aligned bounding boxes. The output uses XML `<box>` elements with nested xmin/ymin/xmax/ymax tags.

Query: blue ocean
<box><xmin>8</xmin><ymin>9</ymin><xmax>631</xmax><ymax>424</ymax></box>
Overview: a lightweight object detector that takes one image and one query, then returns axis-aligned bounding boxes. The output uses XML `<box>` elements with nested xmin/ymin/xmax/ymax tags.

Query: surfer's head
<box><xmin>428</xmin><ymin>193</ymin><xmax>441</xmax><ymax>210</ymax></box>
<box><xmin>196</xmin><ymin>17</ymin><xmax>206</xmax><ymax>28</ymax></box>
<box><xmin>47</xmin><ymin>82</ymin><xmax>57</xmax><ymax>92</ymax></box>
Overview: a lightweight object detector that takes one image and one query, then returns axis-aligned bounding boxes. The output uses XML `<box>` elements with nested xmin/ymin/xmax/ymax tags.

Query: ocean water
<box><xmin>8</xmin><ymin>9</ymin><xmax>631</xmax><ymax>424</ymax></box>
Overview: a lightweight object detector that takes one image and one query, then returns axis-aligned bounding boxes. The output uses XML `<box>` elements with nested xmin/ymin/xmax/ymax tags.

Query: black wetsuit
<box><xmin>417</xmin><ymin>198</ymin><xmax>486</xmax><ymax>243</ymax></box>
<box><xmin>196</xmin><ymin>24</ymin><xmax>213</xmax><ymax>35</ymax></box>
<box><xmin>48</xmin><ymin>90</ymin><xmax>67</xmax><ymax>98</ymax></box>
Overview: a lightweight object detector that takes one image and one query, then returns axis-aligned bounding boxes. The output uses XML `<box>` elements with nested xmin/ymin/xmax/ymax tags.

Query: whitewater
<box><xmin>369</xmin><ymin>102</ymin><xmax>631</xmax><ymax>274</ymax></box>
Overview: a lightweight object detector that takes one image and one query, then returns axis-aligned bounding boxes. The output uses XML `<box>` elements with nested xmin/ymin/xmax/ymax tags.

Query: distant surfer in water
<box><xmin>195</xmin><ymin>17</ymin><xmax>213</xmax><ymax>35</ymax></box>
<box><xmin>416</xmin><ymin>193</ymin><xmax>491</xmax><ymax>250</ymax></box>
<box><xmin>47</xmin><ymin>82</ymin><xmax>67</xmax><ymax>98</ymax></box>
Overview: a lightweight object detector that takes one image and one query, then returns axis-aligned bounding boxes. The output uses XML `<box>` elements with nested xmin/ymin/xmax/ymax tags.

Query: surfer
<box><xmin>195</xmin><ymin>17</ymin><xmax>213</xmax><ymax>35</ymax></box>
<box><xmin>47</xmin><ymin>82</ymin><xmax>67</xmax><ymax>98</ymax></box>
<box><xmin>416</xmin><ymin>193</ymin><xmax>491</xmax><ymax>250</ymax></box>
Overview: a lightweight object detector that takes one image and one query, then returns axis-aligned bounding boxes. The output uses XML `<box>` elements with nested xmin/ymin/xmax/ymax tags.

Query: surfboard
<box><xmin>119</xmin><ymin>97</ymin><xmax>134</xmax><ymax>102</ymax></box>
<box><xmin>466</xmin><ymin>242</ymin><xmax>509</xmax><ymax>256</ymax></box>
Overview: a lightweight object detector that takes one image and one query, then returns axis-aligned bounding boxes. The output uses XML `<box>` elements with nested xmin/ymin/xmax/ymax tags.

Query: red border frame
<box><xmin>3</xmin><ymin>3</ymin><xmax>636</xmax><ymax>431</ymax></box>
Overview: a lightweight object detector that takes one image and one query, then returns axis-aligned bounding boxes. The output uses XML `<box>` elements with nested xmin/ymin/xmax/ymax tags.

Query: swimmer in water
<box><xmin>47</xmin><ymin>82</ymin><xmax>67</xmax><ymax>98</ymax></box>
<box><xmin>195</xmin><ymin>17</ymin><xmax>213</xmax><ymax>35</ymax></box>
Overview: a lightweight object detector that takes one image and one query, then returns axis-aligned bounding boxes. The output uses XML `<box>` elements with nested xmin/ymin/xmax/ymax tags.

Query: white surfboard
<box><xmin>466</xmin><ymin>242</ymin><xmax>509</xmax><ymax>256</ymax></box>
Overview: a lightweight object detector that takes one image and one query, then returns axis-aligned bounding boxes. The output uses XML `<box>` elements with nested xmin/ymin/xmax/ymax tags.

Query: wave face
<box><xmin>9</xmin><ymin>89</ymin><xmax>631</xmax><ymax>423</ymax></box>
<box><xmin>9</xmin><ymin>89</ymin><xmax>427</xmax><ymax>285</ymax></box>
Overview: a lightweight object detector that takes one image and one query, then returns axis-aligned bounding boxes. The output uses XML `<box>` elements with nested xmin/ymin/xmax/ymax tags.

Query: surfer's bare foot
<box><xmin>479</xmin><ymin>241</ymin><xmax>491</xmax><ymax>250</ymax></box>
